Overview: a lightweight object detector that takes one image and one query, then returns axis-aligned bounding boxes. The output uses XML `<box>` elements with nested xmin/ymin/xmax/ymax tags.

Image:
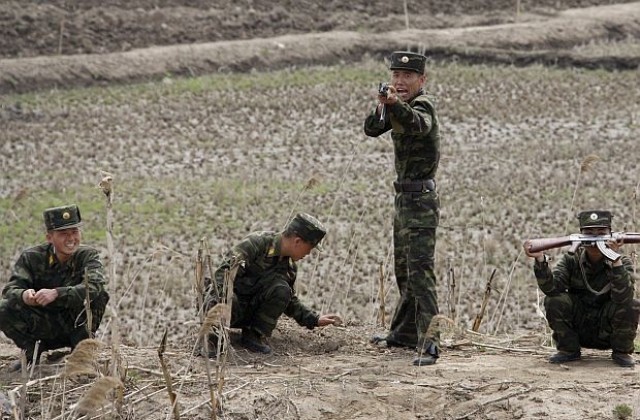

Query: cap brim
<box><xmin>52</xmin><ymin>222</ymin><xmax>83</xmax><ymax>231</ymax></box>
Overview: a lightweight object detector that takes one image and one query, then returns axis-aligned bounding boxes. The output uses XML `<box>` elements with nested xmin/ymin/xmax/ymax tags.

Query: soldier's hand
<box><xmin>22</xmin><ymin>289</ymin><xmax>37</xmax><ymax>306</ymax></box>
<box><xmin>34</xmin><ymin>288</ymin><xmax>59</xmax><ymax>306</ymax></box>
<box><xmin>379</xmin><ymin>85</ymin><xmax>399</xmax><ymax>105</ymax></box>
<box><xmin>523</xmin><ymin>240</ymin><xmax>544</xmax><ymax>259</ymax></box>
<box><xmin>318</xmin><ymin>314</ymin><xmax>343</xmax><ymax>327</ymax></box>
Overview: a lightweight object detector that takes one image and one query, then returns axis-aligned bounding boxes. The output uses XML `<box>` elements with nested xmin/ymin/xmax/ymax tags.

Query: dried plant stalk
<box><xmin>283</xmin><ymin>176</ymin><xmax>320</xmax><ymax>229</ymax></box>
<box><xmin>83</xmin><ymin>267</ymin><xmax>93</xmax><ymax>338</ymax></box>
<box><xmin>472</xmin><ymin>268</ymin><xmax>496</xmax><ymax>332</ymax></box>
<box><xmin>158</xmin><ymin>329</ymin><xmax>180</xmax><ymax>420</ymax></box>
<box><xmin>377</xmin><ymin>263</ymin><xmax>386</xmax><ymax>327</ymax></box>
<box><xmin>195</xmin><ymin>239</ymin><xmax>206</xmax><ymax>323</ymax></box>
<box><xmin>446</xmin><ymin>258</ymin><xmax>457</xmax><ymax>322</ymax></box>
<box><xmin>566</xmin><ymin>154</ymin><xmax>600</xmax><ymax>231</ymax></box>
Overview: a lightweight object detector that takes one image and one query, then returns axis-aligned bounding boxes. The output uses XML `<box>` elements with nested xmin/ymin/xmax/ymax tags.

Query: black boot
<box><xmin>9</xmin><ymin>344</ymin><xmax>42</xmax><ymax>372</ymax></box>
<box><xmin>413</xmin><ymin>342</ymin><xmax>439</xmax><ymax>366</ymax></box>
<box><xmin>548</xmin><ymin>351</ymin><xmax>581</xmax><ymax>364</ymax></box>
<box><xmin>240</xmin><ymin>328</ymin><xmax>271</xmax><ymax>354</ymax></box>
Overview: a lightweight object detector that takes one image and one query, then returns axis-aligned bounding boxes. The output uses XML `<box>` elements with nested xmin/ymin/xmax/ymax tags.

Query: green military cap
<box><xmin>577</xmin><ymin>210</ymin><xmax>612</xmax><ymax>229</ymax></box>
<box><xmin>43</xmin><ymin>204</ymin><xmax>83</xmax><ymax>231</ymax></box>
<box><xmin>389</xmin><ymin>51</ymin><xmax>427</xmax><ymax>74</ymax></box>
<box><xmin>287</xmin><ymin>213</ymin><xmax>327</xmax><ymax>248</ymax></box>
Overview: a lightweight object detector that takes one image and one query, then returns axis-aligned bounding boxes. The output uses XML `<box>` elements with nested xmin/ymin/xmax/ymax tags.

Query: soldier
<box><xmin>524</xmin><ymin>210</ymin><xmax>639</xmax><ymax>367</ymax></box>
<box><xmin>364</xmin><ymin>51</ymin><xmax>442</xmax><ymax>366</ymax></box>
<box><xmin>0</xmin><ymin>204</ymin><xmax>109</xmax><ymax>371</ymax></box>
<box><xmin>201</xmin><ymin>213</ymin><xmax>341</xmax><ymax>355</ymax></box>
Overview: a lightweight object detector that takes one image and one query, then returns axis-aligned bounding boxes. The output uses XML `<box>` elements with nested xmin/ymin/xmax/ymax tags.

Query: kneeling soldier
<box><xmin>201</xmin><ymin>213</ymin><xmax>341</xmax><ymax>355</ymax></box>
<box><xmin>0</xmin><ymin>205</ymin><xmax>109</xmax><ymax>371</ymax></box>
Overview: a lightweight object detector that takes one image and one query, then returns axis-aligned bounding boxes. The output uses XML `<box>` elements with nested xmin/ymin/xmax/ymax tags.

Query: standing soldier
<box><xmin>524</xmin><ymin>210</ymin><xmax>639</xmax><ymax>367</ymax></box>
<box><xmin>200</xmin><ymin>213</ymin><xmax>341</xmax><ymax>355</ymax></box>
<box><xmin>0</xmin><ymin>204</ymin><xmax>109</xmax><ymax>371</ymax></box>
<box><xmin>364</xmin><ymin>51</ymin><xmax>442</xmax><ymax>366</ymax></box>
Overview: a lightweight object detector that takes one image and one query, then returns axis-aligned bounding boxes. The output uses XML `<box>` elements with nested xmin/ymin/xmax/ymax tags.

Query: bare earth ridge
<box><xmin>1</xmin><ymin>2</ymin><xmax>640</xmax><ymax>94</ymax></box>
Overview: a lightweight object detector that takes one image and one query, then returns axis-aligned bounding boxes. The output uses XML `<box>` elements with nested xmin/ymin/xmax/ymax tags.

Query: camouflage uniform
<box><xmin>534</xmin><ymin>211</ymin><xmax>640</xmax><ymax>356</ymax></box>
<box><xmin>204</xmin><ymin>214</ymin><xmax>326</xmax><ymax>340</ymax></box>
<box><xmin>0</xmin><ymin>205</ymin><xmax>109</xmax><ymax>361</ymax></box>
<box><xmin>364</xmin><ymin>51</ymin><xmax>441</xmax><ymax>354</ymax></box>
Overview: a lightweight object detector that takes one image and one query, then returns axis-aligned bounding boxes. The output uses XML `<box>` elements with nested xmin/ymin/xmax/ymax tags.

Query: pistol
<box><xmin>378</xmin><ymin>82</ymin><xmax>389</xmax><ymax>98</ymax></box>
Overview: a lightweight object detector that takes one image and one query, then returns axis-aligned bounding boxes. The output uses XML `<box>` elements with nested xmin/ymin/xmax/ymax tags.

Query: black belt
<box><xmin>393</xmin><ymin>179</ymin><xmax>436</xmax><ymax>193</ymax></box>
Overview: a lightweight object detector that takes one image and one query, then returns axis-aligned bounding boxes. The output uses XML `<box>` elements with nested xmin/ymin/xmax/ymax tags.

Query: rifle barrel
<box><xmin>526</xmin><ymin>232</ymin><xmax>640</xmax><ymax>254</ymax></box>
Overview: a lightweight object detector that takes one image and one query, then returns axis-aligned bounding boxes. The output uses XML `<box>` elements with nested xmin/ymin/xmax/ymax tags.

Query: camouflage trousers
<box><xmin>544</xmin><ymin>294</ymin><xmax>640</xmax><ymax>354</ymax></box>
<box><xmin>204</xmin><ymin>274</ymin><xmax>292</xmax><ymax>337</ymax></box>
<box><xmin>0</xmin><ymin>291</ymin><xmax>109</xmax><ymax>354</ymax></box>
<box><xmin>387</xmin><ymin>190</ymin><xmax>440</xmax><ymax>352</ymax></box>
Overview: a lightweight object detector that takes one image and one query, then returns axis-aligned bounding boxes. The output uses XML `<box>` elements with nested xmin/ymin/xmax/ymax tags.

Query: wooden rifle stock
<box><xmin>526</xmin><ymin>232</ymin><xmax>640</xmax><ymax>254</ymax></box>
<box><xmin>527</xmin><ymin>236</ymin><xmax>573</xmax><ymax>253</ymax></box>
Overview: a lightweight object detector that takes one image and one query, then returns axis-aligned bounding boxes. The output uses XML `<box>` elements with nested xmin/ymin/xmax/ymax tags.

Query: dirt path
<box><xmin>1</xmin><ymin>322</ymin><xmax>638</xmax><ymax>419</ymax></box>
<box><xmin>1</xmin><ymin>2</ymin><xmax>639</xmax><ymax>95</ymax></box>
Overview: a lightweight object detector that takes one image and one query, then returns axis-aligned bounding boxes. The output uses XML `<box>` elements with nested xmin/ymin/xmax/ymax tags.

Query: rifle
<box><xmin>378</xmin><ymin>82</ymin><xmax>389</xmax><ymax>122</ymax></box>
<box><xmin>525</xmin><ymin>232</ymin><xmax>640</xmax><ymax>261</ymax></box>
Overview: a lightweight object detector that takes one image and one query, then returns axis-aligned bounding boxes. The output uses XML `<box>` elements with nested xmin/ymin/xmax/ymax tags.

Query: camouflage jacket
<box><xmin>534</xmin><ymin>250</ymin><xmax>636</xmax><ymax>307</ymax></box>
<box><xmin>2</xmin><ymin>243</ymin><xmax>107</xmax><ymax>311</ymax></box>
<box><xmin>363</xmin><ymin>90</ymin><xmax>440</xmax><ymax>181</ymax></box>
<box><xmin>214</xmin><ymin>231</ymin><xmax>319</xmax><ymax>329</ymax></box>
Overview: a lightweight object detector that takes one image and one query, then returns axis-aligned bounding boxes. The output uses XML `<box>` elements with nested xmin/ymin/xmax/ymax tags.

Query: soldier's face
<box><xmin>391</xmin><ymin>70</ymin><xmax>425</xmax><ymax>101</ymax></box>
<box><xmin>581</xmin><ymin>227</ymin><xmax>610</xmax><ymax>236</ymax></box>
<box><xmin>290</xmin><ymin>238</ymin><xmax>314</xmax><ymax>261</ymax></box>
<box><xmin>47</xmin><ymin>227</ymin><xmax>81</xmax><ymax>260</ymax></box>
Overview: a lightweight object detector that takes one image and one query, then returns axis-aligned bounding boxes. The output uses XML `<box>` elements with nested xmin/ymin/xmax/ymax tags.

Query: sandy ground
<box><xmin>0</xmin><ymin>319</ymin><xmax>638</xmax><ymax>419</ymax></box>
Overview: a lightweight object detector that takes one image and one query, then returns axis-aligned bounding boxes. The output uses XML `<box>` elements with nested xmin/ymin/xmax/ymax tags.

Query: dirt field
<box><xmin>1</xmin><ymin>1</ymin><xmax>640</xmax><ymax>419</ymax></box>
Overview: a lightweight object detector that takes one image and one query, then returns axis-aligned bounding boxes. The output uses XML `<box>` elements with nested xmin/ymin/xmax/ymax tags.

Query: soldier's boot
<box><xmin>548</xmin><ymin>350</ymin><xmax>581</xmax><ymax>364</ymax></box>
<box><xmin>413</xmin><ymin>342</ymin><xmax>439</xmax><ymax>367</ymax></box>
<box><xmin>612</xmin><ymin>352</ymin><xmax>635</xmax><ymax>368</ymax></box>
<box><xmin>240</xmin><ymin>328</ymin><xmax>271</xmax><ymax>354</ymax></box>
<box><xmin>370</xmin><ymin>332</ymin><xmax>416</xmax><ymax>349</ymax></box>
<box><xmin>8</xmin><ymin>344</ymin><xmax>42</xmax><ymax>372</ymax></box>
<box><xmin>69</xmin><ymin>327</ymin><xmax>91</xmax><ymax>349</ymax></box>
<box><xmin>195</xmin><ymin>334</ymin><xmax>221</xmax><ymax>359</ymax></box>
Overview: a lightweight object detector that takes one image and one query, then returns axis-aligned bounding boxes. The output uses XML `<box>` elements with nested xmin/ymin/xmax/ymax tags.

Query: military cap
<box><xmin>389</xmin><ymin>51</ymin><xmax>427</xmax><ymax>74</ymax></box>
<box><xmin>287</xmin><ymin>213</ymin><xmax>326</xmax><ymax>248</ymax></box>
<box><xmin>43</xmin><ymin>204</ymin><xmax>83</xmax><ymax>231</ymax></box>
<box><xmin>577</xmin><ymin>210</ymin><xmax>612</xmax><ymax>229</ymax></box>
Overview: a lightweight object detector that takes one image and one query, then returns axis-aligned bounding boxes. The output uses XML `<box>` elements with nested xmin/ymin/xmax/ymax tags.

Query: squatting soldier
<box><xmin>524</xmin><ymin>210</ymin><xmax>639</xmax><ymax>367</ymax></box>
<box><xmin>201</xmin><ymin>213</ymin><xmax>341</xmax><ymax>355</ymax></box>
<box><xmin>0</xmin><ymin>204</ymin><xmax>109</xmax><ymax>371</ymax></box>
<box><xmin>364</xmin><ymin>51</ymin><xmax>442</xmax><ymax>366</ymax></box>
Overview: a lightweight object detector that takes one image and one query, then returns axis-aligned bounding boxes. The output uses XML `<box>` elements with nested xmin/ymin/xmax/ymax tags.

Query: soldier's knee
<box><xmin>0</xmin><ymin>300</ymin><xmax>11</xmax><ymax>326</ymax></box>
<box><xmin>544</xmin><ymin>294</ymin><xmax>573</xmax><ymax>314</ymax></box>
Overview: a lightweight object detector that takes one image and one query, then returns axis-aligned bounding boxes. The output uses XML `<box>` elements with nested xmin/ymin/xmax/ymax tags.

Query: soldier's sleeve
<box><xmin>213</xmin><ymin>235</ymin><xmax>262</xmax><ymax>286</ymax></box>
<box><xmin>2</xmin><ymin>252</ymin><xmax>36</xmax><ymax>305</ymax></box>
<box><xmin>364</xmin><ymin>106</ymin><xmax>390</xmax><ymax>137</ymax></box>
<box><xmin>50</xmin><ymin>248</ymin><xmax>106</xmax><ymax>309</ymax></box>
<box><xmin>284</xmin><ymin>295</ymin><xmax>319</xmax><ymax>329</ymax></box>
<box><xmin>387</xmin><ymin>98</ymin><xmax>434</xmax><ymax>135</ymax></box>
<box><xmin>535</xmin><ymin>254</ymin><xmax>571</xmax><ymax>296</ymax></box>
<box><xmin>610</xmin><ymin>256</ymin><xmax>636</xmax><ymax>304</ymax></box>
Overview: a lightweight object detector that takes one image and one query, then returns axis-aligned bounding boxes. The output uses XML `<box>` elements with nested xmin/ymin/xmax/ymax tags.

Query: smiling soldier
<box><xmin>364</xmin><ymin>51</ymin><xmax>442</xmax><ymax>366</ymax></box>
<box><xmin>0</xmin><ymin>204</ymin><xmax>109</xmax><ymax>371</ymax></box>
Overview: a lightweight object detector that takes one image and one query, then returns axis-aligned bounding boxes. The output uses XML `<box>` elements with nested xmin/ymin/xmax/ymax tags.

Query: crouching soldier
<box><xmin>0</xmin><ymin>204</ymin><xmax>109</xmax><ymax>371</ymax></box>
<box><xmin>524</xmin><ymin>210</ymin><xmax>639</xmax><ymax>367</ymax></box>
<box><xmin>200</xmin><ymin>213</ymin><xmax>341</xmax><ymax>355</ymax></box>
